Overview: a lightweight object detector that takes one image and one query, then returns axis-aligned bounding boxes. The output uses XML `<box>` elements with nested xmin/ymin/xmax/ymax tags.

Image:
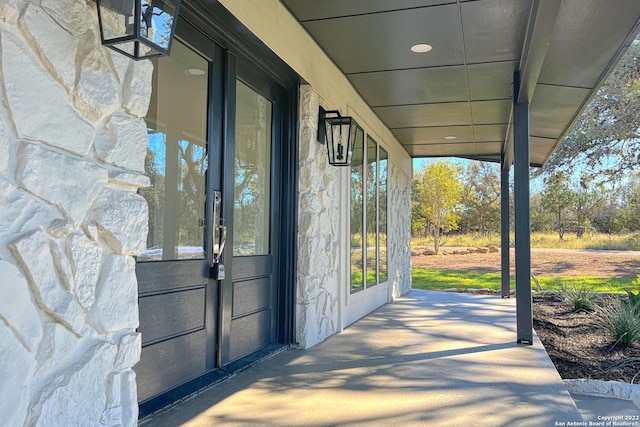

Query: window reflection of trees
<box><xmin>350</xmin><ymin>126</ymin><xmax>365</xmax><ymax>292</ymax></box>
<box><xmin>234</xmin><ymin>82</ymin><xmax>271</xmax><ymax>256</ymax></box>
<box><xmin>350</xmin><ymin>133</ymin><xmax>388</xmax><ymax>293</ymax></box>
<box><xmin>379</xmin><ymin>148</ymin><xmax>388</xmax><ymax>283</ymax></box>
<box><xmin>139</xmin><ymin>132</ymin><xmax>207</xmax><ymax>261</ymax></box>
<box><xmin>177</xmin><ymin>140</ymin><xmax>207</xmax><ymax>249</ymax></box>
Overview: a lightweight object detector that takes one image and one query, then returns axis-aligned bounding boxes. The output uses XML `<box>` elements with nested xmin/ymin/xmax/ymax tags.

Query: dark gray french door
<box><xmin>134</xmin><ymin>17</ymin><xmax>282</xmax><ymax>408</ymax></box>
<box><xmin>219</xmin><ymin>61</ymin><xmax>282</xmax><ymax>365</ymax></box>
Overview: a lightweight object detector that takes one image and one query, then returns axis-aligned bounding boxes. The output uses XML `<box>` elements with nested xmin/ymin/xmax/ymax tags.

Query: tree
<box><xmin>543</xmin><ymin>37</ymin><xmax>640</xmax><ymax>179</ymax></box>
<box><xmin>572</xmin><ymin>176</ymin><xmax>606</xmax><ymax>238</ymax></box>
<box><xmin>615</xmin><ymin>175</ymin><xmax>640</xmax><ymax>232</ymax></box>
<box><xmin>458</xmin><ymin>162</ymin><xmax>501</xmax><ymax>235</ymax></box>
<box><xmin>530</xmin><ymin>193</ymin><xmax>553</xmax><ymax>232</ymax></box>
<box><xmin>413</xmin><ymin>161</ymin><xmax>463</xmax><ymax>254</ymax></box>
<box><xmin>541</xmin><ymin>173</ymin><xmax>574</xmax><ymax>240</ymax></box>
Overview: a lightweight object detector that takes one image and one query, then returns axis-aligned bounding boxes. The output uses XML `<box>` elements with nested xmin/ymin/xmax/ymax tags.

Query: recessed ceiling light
<box><xmin>444</xmin><ymin>135</ymin><xmax>457</xmax><ymax>140</ymax></box>
<box><xmin>186</xmin><ymin>68</ymin><xmax>205</xmax><ymax>76</ymax></box>
<box><xmin>411</xmin><ymin>43</ymin><xmax>433</xmax><ymax>53</ymax></box>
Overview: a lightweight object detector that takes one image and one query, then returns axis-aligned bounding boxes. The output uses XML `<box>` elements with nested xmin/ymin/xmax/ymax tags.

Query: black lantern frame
<box><xmin>97</xmin><ymin>0</ymin><xmax>181</xmax><ymax>60</ymax></box>
<box><xmin>317</xmin><ymin>107</ymin><xmax>359</xmax><ymax>167</ymax></box>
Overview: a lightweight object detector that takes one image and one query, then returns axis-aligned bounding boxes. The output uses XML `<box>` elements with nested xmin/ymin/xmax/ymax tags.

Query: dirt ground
<box><xmin>533</xmin><ymin>293</ymin><xmax>640</xmax><ymax>383</ymax></box>
<box><xmin>413</xmin><ymin>246</ymin><xmax>640</xmax><ymax>278</ymax></box>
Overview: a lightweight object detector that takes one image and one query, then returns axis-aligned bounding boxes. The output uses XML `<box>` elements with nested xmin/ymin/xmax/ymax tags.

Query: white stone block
<box><xmin>120</xmin><ymin>369</ymin><xmax>139</xmax><ymax>427</ymax></box>
<box><xmin>0</xmin><ymin>176</ymin><xmax>60</xmax><ymax>245</ymax></box>
<box><xmin>101</xmin><ymin>406</ymin><xmax>123</xmax><ymax>426</ymax></box>
<box><xmin>69</xmin><ymin>232</ymin><xmax>103</xmax><ymax>309</ymax></box>
<box><xmin>35</xmin><ymin>322</ymin><xmax>78</xmax><ymax>378</ymax></box>
<box><xmin>32</xmin><ymin>341</ymin><xmax>118</xmax><ymax>426</ymax></box>
<box><xmin>611</xmin><ymin>381</ymin><xmax>632</xmax><ymax>400</ymax></box>
<box><xmin>46</xmin><ymin>218</ymin><xmax>75</xmax><ymax>239</ymax></box>
<box><xmin>0</xmin><ymin>105</ymin><xmax>8</xmax><ymax>174</ymax></box>
<box><xmin>72</xmin><ymin>49</ymin><xmax>120</xmax><ymax>123</ymax></box>
<box><xmin>0</xmin><ymin>1</ymin><xmax>20</xmax><ymax>24</ymax></box>
<box><xmin>108</xmin><ymin>171</ymin><xmax>151</xmax><ymax>188</ymax></box>
<box><xmin>2</xmin><ymin>33</ymin><xmax>95</xmax><ymax>156</ymax></box>
<box><xmin>115</xmin><ymin>333</ymin><xmax>142</xmax><ymax>371</ymax></box>
<box><xmin>10</xmin><ymin>230</ymin><xmax>88</xmax><ymax>336</ymax></box>
<box><xmin>106</xmin><ymin>372</ymin><xmax>122</xmax><ymax>408</ymax></box>
<box><xmin>97</xmin><ymin>114</ymin><xmax>148</xmax><ymax>173</ymax></box>
<box><xmin>20</xmin><ymin>4</ymin><xmax>78</xmax><ymax>89</ymax></box>
<box><xmin>91</xmin><ymin>188</ymin><xmax>148</xmax><ymax>255</ymax></box>
<box><xmin>110</xmin><ymin>50</ymin><xmax>131</xmax><ymax>85</ymax></box>
<box><xmin>41</xmin><ymin>0</ymin><xmax>94</xmax><ymax>36</ymax></box>
<box><xmin>123</xmin><ymin>59</ymin><xmax>154</xmax><ymax>118</ymax></box>
<box><xmin>0</xmin><ymin>258</ymin><xmax>42</xmax><ymax>352</ymax></box>
<box><xmin>17</xmin><ymin>143</ymin><xmax>108</xmax><ymax>224</ymax></box>
<box><xmin>0</xmin><ymin>322</ymin><xmax>35</xmax><ymax>427</ymax></box>
<box><xmin>89</xmin><ymin>255</ymin><xmax>138</xmax><ymax>333</ymax></box>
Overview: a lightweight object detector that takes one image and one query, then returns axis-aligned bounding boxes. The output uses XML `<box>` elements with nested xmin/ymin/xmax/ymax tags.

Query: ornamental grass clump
<box><xmin>558</xmin><ymin>283</ymin><xmax>596</xmax><ymax>312</ymax></box>
<box><xmin>592</xmin><ymin>298</ymin><xmax>640</xmax><ymax>347</ymax></box>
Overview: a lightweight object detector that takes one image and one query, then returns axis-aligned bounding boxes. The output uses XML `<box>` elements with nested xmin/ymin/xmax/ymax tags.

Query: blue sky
<box><xmin>413</xmin><ymin>157</ymin><xmax>546</xmax><ymax>193</ymax></box>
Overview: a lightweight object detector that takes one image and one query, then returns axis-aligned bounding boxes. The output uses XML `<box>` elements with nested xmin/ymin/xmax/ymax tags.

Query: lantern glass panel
<box><xmin>99</xmin><ymin>0</ymin><xmax>136</xmax><ymax>41</ymax></box>
<box><xmin>325</xmin><ymin>116</ymin><xmax>358</xmax><ymax>166</ymax></box>
<box><xmin>140</xmin><ymin>0</ymin><xmax>179</xmax><ymax>51</ymax></box>
<box><xmin>98</xmin><ymin>0</ymin><xmax>180</xmax><ymax>59</ymax></box>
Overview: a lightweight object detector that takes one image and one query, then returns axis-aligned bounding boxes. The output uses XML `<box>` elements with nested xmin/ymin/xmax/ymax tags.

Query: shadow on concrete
<box><xmin>143</xmin><ymin>290</ymin><xmax>583</xmax><ymax>427</ymax></box>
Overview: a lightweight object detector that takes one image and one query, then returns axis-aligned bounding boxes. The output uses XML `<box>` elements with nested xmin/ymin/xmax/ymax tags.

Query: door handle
<box><xmin>214</xmin><ymin>223</ymin><xmax>226</xmax><ymax>264</ymax></box>
<box><xmin>211</xmin><ymin>190</ymin><xmax>226</xmax><ymax>279</ymax></box>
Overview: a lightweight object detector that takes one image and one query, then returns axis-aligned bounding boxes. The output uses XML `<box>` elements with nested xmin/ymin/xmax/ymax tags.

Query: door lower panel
<box><xmin>139</xmin><ymin>287</ymin><xmax>206</xmax><ymax>344</ymax></box>
<box><xmin>136</xmin><ymin>329</ymin><xmax>207</xmax><ymax>402</ymax></box>
<box><xmin>229</xmin><ymin>309</ymin><xmax>273</xmax><ymax>362</ymax></box>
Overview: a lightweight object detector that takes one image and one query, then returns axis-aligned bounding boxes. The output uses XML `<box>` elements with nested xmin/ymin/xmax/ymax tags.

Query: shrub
<box><xmin>627</xmin><ymin>290</ymin><xmax>640</xmax><ymax>308</ymax></box>
<box><xmin>626</xmin><ymin>276</ymin><xmax>640</xmax><ymax>308</ymax></box>
<box><xmin>592</xmin><ymin>300</ymin><xmax>640</xmax><ymax>347</ymax></box>
<box><xmin>558</xmin><ymin>283</ymin><xmax>596</xmax><ymax>312</ymax></box>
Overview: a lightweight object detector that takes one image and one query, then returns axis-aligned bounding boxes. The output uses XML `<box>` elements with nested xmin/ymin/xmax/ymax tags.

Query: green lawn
<box><xmin>412</xmin><ymin>267</ymin><xmax>635</xmax><ymax>293</ymax></box>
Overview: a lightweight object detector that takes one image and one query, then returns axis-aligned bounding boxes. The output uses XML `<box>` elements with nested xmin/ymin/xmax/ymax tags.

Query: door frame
<box><xmin>179</xmin><ymin>0</ymin><xmax>299</xmax><ymax>348</ymax></box>
<box><xmin>183</xmin><ymin>0</ymin><xmax>299</xmax><ymax>350</ymax></box>
<box><xmin>138</xmin><ymin>1</ymin><xmax>299</xmax><ymax>418</ymax></box>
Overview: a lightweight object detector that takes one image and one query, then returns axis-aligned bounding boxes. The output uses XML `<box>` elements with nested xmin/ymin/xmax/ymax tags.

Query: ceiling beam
<box><xmin>503</xmin><ymin>0</ymin><xmax>561</xmax><ymax>169</ymax></box>
<box><xmin>517</xmin><ymin>0</ymin><xmax>561</xmax><ymax>104</ymax></box>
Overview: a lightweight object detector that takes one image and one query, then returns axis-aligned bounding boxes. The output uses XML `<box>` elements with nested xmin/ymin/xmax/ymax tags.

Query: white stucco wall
<box><xmin>0</xmin><ymin>1</ymin><xmax>150</xmax><ymax>425</ymax></box>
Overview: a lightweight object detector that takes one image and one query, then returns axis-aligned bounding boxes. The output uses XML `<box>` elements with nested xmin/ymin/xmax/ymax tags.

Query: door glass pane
<box><xmin>366</xmin><ymin>137</ymin><xmax>378</xmax><ymax>286</ymax></box>
<box><xmin>234</xmin><ymin>80</ymin><xmax>272</xmax><ymax>256</ymax></box>
<box><xmin>350</xmin><ymin>126</ymin><xmax>365</xmax><ymax>293</ymax></box>
<box><xmin>138</xmin><ymin>40</ymin><xmax>208</xmax><ymax>262</ymax></box>
<box><xmin>379</xmin><ymin>147</ymin><xmax>388</xmax><ymax>282</ymax></box>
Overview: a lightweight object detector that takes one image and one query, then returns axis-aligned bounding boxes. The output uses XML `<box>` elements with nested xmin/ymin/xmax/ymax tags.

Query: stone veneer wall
<box><xmin>296</xmin><ymin>85</ymin><xmax>413</xmax><ymax>348</ymax></box>
<box><xmin>296</xmin><ymin>86</ymin><xmax>342</xmax><ymax>349</ymax></box>
<box><xmin>388</xmin><ymin>163</ymin><xmax>412</xmax><ymax>298</ymax></box>
<box><xmin>0</xmin><ymin>1</ymin><xmax>150</xmax><ymax>426</ymax></box>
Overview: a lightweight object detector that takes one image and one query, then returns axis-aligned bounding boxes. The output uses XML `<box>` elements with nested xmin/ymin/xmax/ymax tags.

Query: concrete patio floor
<box><xmin>142</xmin><ymin>290</ymin><xmax>584</xmax><ymax>427</ymax></box>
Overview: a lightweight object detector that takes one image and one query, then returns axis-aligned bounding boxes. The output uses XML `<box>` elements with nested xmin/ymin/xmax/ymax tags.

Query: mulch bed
<box><xmin>533</xmin><ymin>293</ymin><xmax>640</xmax><ymax>383</ymax></box>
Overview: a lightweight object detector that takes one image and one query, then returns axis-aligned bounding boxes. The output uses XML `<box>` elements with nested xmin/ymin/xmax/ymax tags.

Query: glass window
<box><xmin>138</xmin><ymin>40</ymin><xmax>208</xmax><ymax>262</ymax></box>
<box><xmin>379</xmin><ymin>147</ymin><xmax>388</xmax><ymax>283</ymax></box>
<box><xmin>350</xmin><ymin>126</ymin><xmax>365</xmax><ymax>293</ymax></box>
<box><xmin>350</xmin><ymin>132</ymin><xmax>389</xmax><ymax>293</ymax></box>
<box><xmin>233</xmin><ymin>80</ymin><xmax>272</xmax><ymax>256</ymax></box>
<box><xmin>366</xmin><ymin>137</ymin><xmax>378</xmax><ymax>286</ymax></box>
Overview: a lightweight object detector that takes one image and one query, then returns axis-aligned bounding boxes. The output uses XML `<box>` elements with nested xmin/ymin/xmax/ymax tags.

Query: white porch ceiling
<box><xmin>280</xmin><ymin>0</ymin><xmax>640</xmax><ymax>167</ymax></box>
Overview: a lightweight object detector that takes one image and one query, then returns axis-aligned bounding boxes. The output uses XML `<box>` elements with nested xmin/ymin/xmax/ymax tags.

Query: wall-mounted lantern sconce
<box><xmin>317</xmin><ymin>107</ymin><xmax>359</xmax><ymax>167</ymax></box>
<box><xmin>97</xmin><ymin>0</ymin><xmax>181</xmax><ymax>60</ymax></box>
